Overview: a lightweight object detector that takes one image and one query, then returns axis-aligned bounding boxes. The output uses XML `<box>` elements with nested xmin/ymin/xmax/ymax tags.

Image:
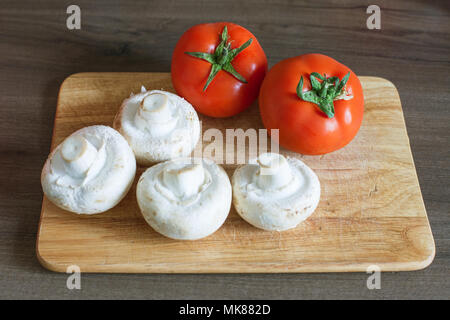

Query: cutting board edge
<box><xmin>36</xmin><ymin>246</ymin><xmax>435</xmax><ymax>274</ymax></box>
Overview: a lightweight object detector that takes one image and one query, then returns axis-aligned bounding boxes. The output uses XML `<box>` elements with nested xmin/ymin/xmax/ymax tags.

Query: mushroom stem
<box><xmin>60</xmin><ymin>136</ymin><xmax>98</xmax><ymax>178</ymax></box>
<box><xmin>162</xmin><ymin>163</ymin><xmax>205</xmax><ymax>198</ymax></box>
<box><xmin>134</xmin><ymin>92</ymin><xmax>178</xmax><ymax>136</ymax></box>
<box><xmin>256</xmin><ymin>153</ymin><xmax>292</xmax><ymax>189</ymax></box>
<box><xmin>136</xmin><ymin>93</ymin><xmax>173</xmax><ymax>123</ymax></box>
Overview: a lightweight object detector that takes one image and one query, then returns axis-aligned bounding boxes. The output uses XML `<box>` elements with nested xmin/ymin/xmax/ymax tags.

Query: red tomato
<box><xmin>171</xmin><ymin>22</ymin><xmax>268</xmax><ymax>118</ymax></box>
<box><xmin>259</xmin><ymin>53</ymin><xmax>364</xmax><ymax>155</ymax></box>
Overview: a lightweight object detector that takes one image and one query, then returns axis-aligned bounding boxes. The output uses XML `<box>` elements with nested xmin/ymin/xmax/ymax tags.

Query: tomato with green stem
<box><xmin>259</xmin><ymin>53</ymin><xmax>364</xmax><ymax>155</ymax></box>
<box><xmin>171</xmin><ymin>22</ymin><xmax>268</xmax><ymax>118</ymax></box>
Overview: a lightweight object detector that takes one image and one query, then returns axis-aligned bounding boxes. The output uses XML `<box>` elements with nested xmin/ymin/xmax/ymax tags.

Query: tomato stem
<box><xmin>296</xmin><ymin>72</ymin><xmax>353</xmax><ymax>118</ymax></box>
<box><xmin>185</xmin><ymin>26</ymin><xmax>253</xmax><ymax>91</ymax></box>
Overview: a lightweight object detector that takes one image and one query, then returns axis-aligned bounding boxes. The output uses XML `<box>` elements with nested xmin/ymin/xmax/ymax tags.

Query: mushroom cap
<box><xmin>113</xmin><ymin>89</ymin><xmax>200</xmax><ymax>166</ymax></box>
<box><xmin>136</xmin><ymin>157</ymin><xmax>231</xmax><ymax>240</ymax></box>
<box><xmin>232</xmin><ymin>154</ymin><xmax>320</xmax><ymax>231</ymax></box>
<box><xmin>41</xmin><ymin>125</ymin><xmax>136</xmax><ymax>214</ymax></box>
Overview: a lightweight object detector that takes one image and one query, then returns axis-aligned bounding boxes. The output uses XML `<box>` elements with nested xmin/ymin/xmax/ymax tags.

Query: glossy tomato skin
<box><xmin>171</xmin><ymin>22</ymin><xmax>268</xmax><ymax>118</ymax></box>
<box><xmin>259</xmin><ymin>54</ymin><xmax>364</xmax><ymax>155</ymax></box>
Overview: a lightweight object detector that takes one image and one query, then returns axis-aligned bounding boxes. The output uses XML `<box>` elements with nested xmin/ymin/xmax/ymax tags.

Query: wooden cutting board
<box><xmin>36</xmin><ymin>73</ymin><xmax>435</xmax><ymax>273</ymax></box>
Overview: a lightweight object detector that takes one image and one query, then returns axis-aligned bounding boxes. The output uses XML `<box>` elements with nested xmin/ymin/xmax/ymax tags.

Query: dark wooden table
<box><xmin>0</xmin><ymin>0</ymin><xmax>448</xmax><ymax>299</ymax></box>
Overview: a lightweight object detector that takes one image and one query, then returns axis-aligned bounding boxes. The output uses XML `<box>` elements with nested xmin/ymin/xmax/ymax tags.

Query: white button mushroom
<box><xmin>136</xmin><ymin>158</ymin><xmax>232</xmax><ymax>240</ymax></box>
<box><xmin>41</xmin><ymin>125</ymin><xmax>136</xmax><ymax>214</ymax></box>
<box><xmin>232</xmin><ymin>153</ymin><xmax>320</xmax><ymax>231</ymax></box>
<box><xmin>113</xmin><ymin>87</ymin><xmax>200</xmax><ymax>166</ymax></box>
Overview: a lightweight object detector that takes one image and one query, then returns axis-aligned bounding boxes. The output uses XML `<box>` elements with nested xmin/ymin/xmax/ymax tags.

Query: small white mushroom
<box><xmin>113</xmin><ymin>89</ymin><xmax>200</xmax><ymax>166</ymax></box>
<box><xmin>41</xmin><ymin>125</ymin><xmax>136</xmax><ymax>214</ymax></box>
<box><xmin>136</xmin><ymin>158</ymin><xmax>231</xmax><ymax>240</ymax></box>
<box><xmin>232</xmin><ymin>153</ymin><xmax>320</xmax><ymax>231</ymax></box>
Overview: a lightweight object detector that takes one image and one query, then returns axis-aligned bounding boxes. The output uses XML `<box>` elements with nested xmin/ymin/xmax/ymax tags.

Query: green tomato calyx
<box><xmin>185</xmin><ymin>26</ymin><xmax>253</xmax><ymax>91</ymax></box>
<box><xmin>296</xmin><ymin>72</ymin><xmax>353</xmax><ymax>118</ymax></box>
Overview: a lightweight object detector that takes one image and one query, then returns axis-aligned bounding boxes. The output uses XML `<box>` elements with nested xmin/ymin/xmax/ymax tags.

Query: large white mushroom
<box><xmin>113</xmin><ymin>87</ymin><xmax>200</xmax><ymax>166</ymax></box>
<box><xmin>41</xmin><ymin>125</ymin><xmax>136</xmax><ymax>214</ymax></box>
<box><xmin>136</xmin><ymin>157</ymin><xmax>231</xmax><ymax>240</ymax></box>
<box><xmin>232</xmin><ymin>153</ymin><xmax>320</xmax><ymax>231</ymax></box>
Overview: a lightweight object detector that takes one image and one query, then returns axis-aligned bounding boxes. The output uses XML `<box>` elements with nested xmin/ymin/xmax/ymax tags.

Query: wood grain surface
<box><xmin>36</xmin><ymin>73</ymin><xmax>435</xmax><ymax>273</ymax></box>
<box><xmin>0</xmin><ymin>0</ymin><xmax>448</xmax><ymax>298</ymax></box>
